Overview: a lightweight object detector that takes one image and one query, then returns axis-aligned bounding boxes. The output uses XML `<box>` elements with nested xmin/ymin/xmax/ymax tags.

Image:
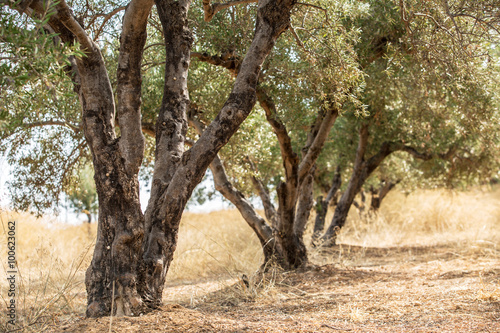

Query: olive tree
<box><xmin>1</xmin><ymin>0</ymin><xmax>296</xmax><ymax>317</ymax></box>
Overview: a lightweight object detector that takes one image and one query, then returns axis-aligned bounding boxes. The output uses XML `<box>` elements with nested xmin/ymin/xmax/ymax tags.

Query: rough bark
<box><xmin>84</xmin><ymin>0</ymin><xmax>152</xmax><ymax>317</ymax></box>
<box><xmin>139</xmin><ymin>0</ymin><xmax>193</xmax><ymax>309</ymax></box>
<box><xmin>13</xmin><ymin>0</ymin><xmax>296</xmax><ymax>317</ymax></box>
<box><xmin>19</xmin><ymin>0</ymin><xmax>154</xmax><ymax>318</ymax></box>
<box><xmin>139</xmin><ymin>0</ymin><xmax>296</xmax><ymax>307</ymax></box>
<box><xmin>14</xmin><ymin>0</ymin><xmax>153</xmax><ymax>317</ymax></box>
<box><xmin>84</xmin><ymin>1</ymin><xmax>152</xmax><ymax>317</ymax></box>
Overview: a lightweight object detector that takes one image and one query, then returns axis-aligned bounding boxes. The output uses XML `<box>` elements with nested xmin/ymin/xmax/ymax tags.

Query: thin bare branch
<box><xmin>144</xmin><ymin>42</ymin><xmax>165</xmax><ymax>52</ymax></box>
<box><xmin>202</xmin><ymin>0</ymin><xmax>257</xmax><ymax>22</ymax></box>
<box><xmin>298</xmin><ymin>106</ymin><xmax>339</xmax><ymax>182</ymax></box>
<box><xmin>23</xmin><ymin>119</ymin><xmax>81</xmax><ymax>133</ymax></box>
<box><xmin>93</xmin><ymin>6</ymin><xmax>126</xmax><ymax>41</ymax></box>
<box><xmin>289</xmin><ymin>24</ymin><xmax>311</xmax><ymax>55</ymax></box>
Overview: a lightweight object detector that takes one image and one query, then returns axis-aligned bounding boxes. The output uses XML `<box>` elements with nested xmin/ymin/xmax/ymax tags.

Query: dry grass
<box><xmin>0</xmin><ymin>212</ymin><xmax>95</xmax><ymax>332</ymax></box>
<box><xmin>1</xmin><ymin>186</ymin><xmax>499</xmax><ymax>332</ymax></box>
<box><xmin>168</xmin><ymin>210</ymin><xmax>263</xmax><ymax>282</ymax></box>
<box><xmin>334</xmin><ymin>186</ymin><xmax>500</xmax><ymax>247</ymax></box>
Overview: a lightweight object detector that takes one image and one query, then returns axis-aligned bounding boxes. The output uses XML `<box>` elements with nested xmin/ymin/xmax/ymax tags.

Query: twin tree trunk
<box><xmin>19</xmin><ymin>0</ymin><xmax>296</xmax><ymax>317</ymax></box>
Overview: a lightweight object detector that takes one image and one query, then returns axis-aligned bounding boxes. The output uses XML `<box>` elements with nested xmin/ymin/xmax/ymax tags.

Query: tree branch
<box><xmin>0</xmin><ymin>120</ymin><xmax>81</xmax><ymax>141</ymax></box>
<box><xmin>364</xmin><ymin>141</ymin><xmax>457</xmax><ymax>179</ymax></box>
<box><xmin>202</xmin><ymin>0</ymin><xmax>257</xmax><ymax>22</ymax></box>
<box><xmin>256</xmin><ymin>87</ymin><xmax>299</xmax><ymax>182</ymax></box>
<box><xmin>191</xmin><ymin>51</ymin><xmax>241</xmax><ymax>76</ymax></box>
<box><xmin>298</xmin><ymin>106</ymin><xmax>339</xmax><ymax>182</ymax></box>
<box><xmin>246</xmin><ymin>157</ymin><xmax>277</xmax><ymax>225</ymax></box>
<box><xmin>115</xmin><ymin>0</ymin><xmax>154</xmax><ymax>174</ymax></box>
<box><xmin>54</xmin><ymin>0</ymin><xmax>94</xmax><ymax>52</ymax></box>
<box><xmin>187</xmin><ymin>110</ymin><xmax>274</xmax><ymax>253</ymax></box>
<box><xmin>92</xmin><ymin>6</ymin><xmax>127</xmax><ymax>41</ymax></box>
<box><xmin>289</xmin><ymin>24</ymin><xmax>310</xmax><ymax>55</ymax></box>
<box><xmin>26</xmin><ymin>119</ymin><xmax>78</xmax><ymax>131</ymax></box>
<box><xmin>296</xmin><ymin>2</ymin><xmax>328</xmax><ymax>17</ymax></box>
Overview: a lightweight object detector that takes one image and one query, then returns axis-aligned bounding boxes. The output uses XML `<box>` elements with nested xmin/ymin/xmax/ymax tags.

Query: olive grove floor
<box><xmin>55</xmin><ymin>243</ymin><xmax>500</xmax><ymax>333</ymax></box>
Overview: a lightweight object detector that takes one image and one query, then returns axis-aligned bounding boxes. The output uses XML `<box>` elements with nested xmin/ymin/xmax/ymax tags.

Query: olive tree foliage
<box><xmin>1</xmin><ymin>0</ymin><xmax>297</xmax><ymax>318</ymax></box>
<box><xmin>0</xmin><ymin>3</ymin><xmax>87</xmax><ymax>213</ymax></box>
<box><xmin>313</xmin><ymin>0</ymin><xmax>500</xmax><ymax>244</ymax></box>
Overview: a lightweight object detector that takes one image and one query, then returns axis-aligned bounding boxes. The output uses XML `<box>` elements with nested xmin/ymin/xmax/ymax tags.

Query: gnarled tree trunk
<box><xmin>16</xmin><ymin>0</ymin><xmax>296</xmax><ymax>317</ymax></box>
<box><xmin>138</xmin><ymin>0</ymin><xmax>296</xmax><ymax>308</ymax></box>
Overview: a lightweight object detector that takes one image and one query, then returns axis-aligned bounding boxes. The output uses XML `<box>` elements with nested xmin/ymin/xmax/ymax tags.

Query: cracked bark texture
<box><xmin>80</xmin><ymin>0</ymin><xmax>152</xmax><ymax>317</ymax></box>
<box><xmin>139</xmin><ymin>0</ymin><xmax>296</xmax><ymax>308</ymax></box>
<box><xmin>139</xmin><ymin>0</ymin><xmax>193</xmax><ymax>309</ymax></box>
<box><xmin>13</xmin><ymin>0</ymin><xmax>154</xmax><ymax>317</ymax></box>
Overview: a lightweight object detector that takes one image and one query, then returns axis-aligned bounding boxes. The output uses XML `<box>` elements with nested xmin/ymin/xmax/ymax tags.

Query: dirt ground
<box><xmin>50</xmin><ymin>242</ymin><xmax>499</xmax><ymax>332</ymax></box>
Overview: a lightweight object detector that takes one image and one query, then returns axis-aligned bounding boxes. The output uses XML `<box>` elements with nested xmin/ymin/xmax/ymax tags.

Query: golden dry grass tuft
<box><xmin>0</xmin><ymin>186</ymin><xmax>499</xmax><ymax>332</ymax></box>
